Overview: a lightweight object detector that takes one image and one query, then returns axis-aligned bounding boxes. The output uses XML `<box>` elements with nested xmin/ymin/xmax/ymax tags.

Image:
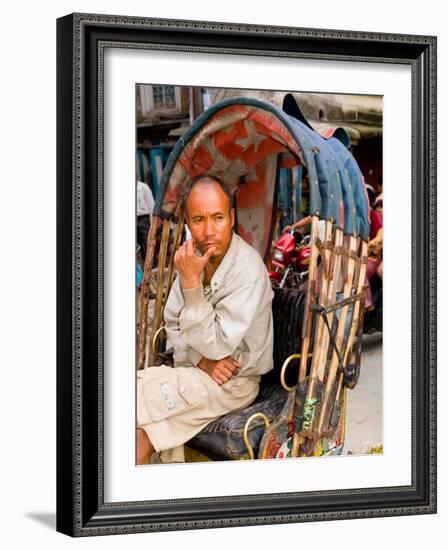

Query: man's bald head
<box><xmin>180</xmin><ymin>174</ymin><xmax>233</xmax><ymax>216</ymax></box>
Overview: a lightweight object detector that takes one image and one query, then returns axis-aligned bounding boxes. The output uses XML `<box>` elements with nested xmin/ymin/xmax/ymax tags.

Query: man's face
<box><xmin>185</xmin><ymin>180</ymin><xmax>234</xmax><ymax>263</ymax></box>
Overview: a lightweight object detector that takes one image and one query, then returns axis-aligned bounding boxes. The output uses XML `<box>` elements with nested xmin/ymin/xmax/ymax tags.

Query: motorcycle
<box><xmin>268</xmin><ymin>230</ymin><xmax>311</xmax><ymax>288</ymax></box>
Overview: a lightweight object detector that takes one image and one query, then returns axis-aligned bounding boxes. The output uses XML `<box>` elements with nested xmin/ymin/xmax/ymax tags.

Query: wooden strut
<box><xmin>163</xmin><ymin>215</ymin><xmax>184</xmax><ymax>318</ymax></box>
<box><xmin>314</xmin><ymin>228</ymin><xmax>344</xmax><ymax>381</ymax></box>
<box><xmin>334</xmin><ymin>240</ymin><xmax>369</xmax><ymax>407</ymax></box>
<box><xmin>137</xmin><ymin>215</ymin><xmax>159</xmax><ymax>371</ymax></box>
<box><xmin>299</xmin><ymin>220</ymin><xmax>334</xmax><ymax>441</ymax></box>
<box><xmin>317</xmin><ymin>235</ymin><xmax>357</xmax><ymax>436</ymax></box>
<box><xmin>148</xmin><ymin>218</ymin><xmax>172</xmax><ymax>369</ymax></box>
<box><xmin>298</xmin><ymin>216</ymin><xmax>321</xmax><ymax>382</ymax></box>
<box><xmin>302</xmin><ymin>223</ymin><xmax>347</xmax><ymax>454</ymax></box>
<box><xmin>291</xmin><ymin>216</ymin><xmax>321</xmax><ymax>457</ymax></box>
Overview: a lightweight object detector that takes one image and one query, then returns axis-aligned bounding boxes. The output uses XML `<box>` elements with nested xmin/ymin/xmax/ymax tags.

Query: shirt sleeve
<box><xmin>178</xmin><ymin>276</ymin><xmax>268</xmax><ymax>361</ymax></box>
<box><xmin>164</xmin><ymin>276</ymin><xmax>202</xmax><ymax>366</ymax></box>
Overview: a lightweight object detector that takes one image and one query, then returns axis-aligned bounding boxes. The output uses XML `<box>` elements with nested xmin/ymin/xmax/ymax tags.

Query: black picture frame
<box><xmin>56</xmin><ymin>13</ymin><xmax>437</xmax><ymax>537</ymax></box>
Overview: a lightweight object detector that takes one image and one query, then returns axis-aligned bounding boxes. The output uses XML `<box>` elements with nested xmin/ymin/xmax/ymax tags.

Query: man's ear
<box><xmin>230</xmin><ymin>208</ymin><xmax>235</xmax><ymax>228</ymax></box>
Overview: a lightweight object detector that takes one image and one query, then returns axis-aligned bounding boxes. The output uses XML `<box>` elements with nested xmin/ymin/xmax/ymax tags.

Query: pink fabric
<box><xmin>364</xmin><ymin>280</ymin><xmax>373</xmax><ymax>309</ymax></box>
<box><xmin>369</xmin><ymin>209</ymin><xmax>383</xmax><ymax>240</ymax></box>
<box><xmin>366</xmin><ymin>257</ymin><xmax>380</xmax><ymax>280</ymax></box>
<box><xmin>364</xmin><ymin>258</ymin><xmax>381</xmax><ymax>309</ymax></box>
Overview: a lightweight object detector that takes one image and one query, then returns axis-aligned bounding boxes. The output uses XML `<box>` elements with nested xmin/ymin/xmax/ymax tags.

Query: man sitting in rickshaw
<box><xmin>136</xmin><ymin>175</ymin><xmax>274</xmax><ymax>464</ymax></box>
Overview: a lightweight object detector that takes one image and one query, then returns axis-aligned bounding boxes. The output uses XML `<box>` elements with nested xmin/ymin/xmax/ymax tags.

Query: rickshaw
<box><xmin>137</xmin><ymin>93</ymin><xmax>370</xmax><ymax>460</ymax></box>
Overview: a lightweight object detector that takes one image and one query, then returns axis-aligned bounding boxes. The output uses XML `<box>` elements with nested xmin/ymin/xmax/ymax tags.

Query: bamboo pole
<box><xmin>334</xmin><ymin>240</ymin><xmax>368</xmax><ymax>405</ymax></box>
<box><xmin>164</xmin><ymin>216</ymin><xmax>184</xmax><ymax>308</ymax></box>
<box><xmin>147</xmin><ymin>218</ymin><xmax>171</xmax><ymax>368</ymax></box>
<box><xmin>299</xmin><ymin>220</ymin><xmax>333</xmax><ymax>439</ymax></box>
<box><xmin>342</xmin><ymin>240</ymin><xmax>368</xmax><ymax>365</ymax></box>
<box><xmin>298</xmin><ymin>216</ymin><xmax>322</xmax><ymax>382</ymax></box>
<box><xmin>291</xmin><ymin>216</ymin><xmax>320</xmax><ymax>458</ymax></box>
<box><xmin>298</xmin><ymin>225</ymin><xmax>345</xmax><ymax>456</ymax></box>
<box><xmin>317</xmin><ymin>235</ymin><xmax>357</xmax><ymax>436</ymax></box>
<box><xmin>314</xmin><ymin>227</ymin><xmax>344</xmax><ymax>383</ymax></box>
<box><xmin>302</xmin><ymin>227</ymin><xmax>345</xmax><ymax>449</ymax></box>
<box><xmin>137</xmin><ymin>216</ymin><xmax>159</xmax><ymax>371</ymax></box>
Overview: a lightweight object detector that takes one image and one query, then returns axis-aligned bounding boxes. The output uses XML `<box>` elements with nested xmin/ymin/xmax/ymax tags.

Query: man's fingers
<box><xmin>213</xmin><ymin>372</ymin><xmax>227</xmax><ymax>385</ymax></box>
<box><xmin>216</xmin><ymin>364</ymin><xmax>233</xmax><ymax>379</ymax></box>
<box><xmin>223</xmin><ymin>357</ymin><xmax>241</xmax><ymax>371</ymax></box>
<box><xmin>221</xmin><ymin>360</ymin><xmax>238</xmax><ymax>373</ymax></box>
<box><xmin>185</xmin><ymin>239</ymin><xmax>194</xmax><ymax>255</ymax></box>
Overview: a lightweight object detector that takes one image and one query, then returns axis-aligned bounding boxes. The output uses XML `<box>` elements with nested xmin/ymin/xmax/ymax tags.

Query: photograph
<box><xmin>135</xmin><ymin>84</ymin><xmax>384</xmax><ymax>465</ymax></box>
<box><xmin>55</xmin><ymin>11</ymin><xmax>436</xmax><ymax>536</ymax></box>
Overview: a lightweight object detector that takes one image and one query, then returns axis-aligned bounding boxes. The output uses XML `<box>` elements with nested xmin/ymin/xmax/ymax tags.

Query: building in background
<box><xmin>136</xmin><ymin>85</ymin><xmax>206</xmax><ymax>198</ymax></box>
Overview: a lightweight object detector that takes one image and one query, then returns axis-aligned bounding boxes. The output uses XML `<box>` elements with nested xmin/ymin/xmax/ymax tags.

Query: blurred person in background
<box><xmin>137</xmin><ymin>179</ymin><xmax>154</xmax><ymax>260</ymax></box>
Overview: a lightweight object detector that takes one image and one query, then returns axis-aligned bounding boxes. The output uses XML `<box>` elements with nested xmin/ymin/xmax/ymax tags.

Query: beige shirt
<box><xmin>164</xmin><ymin>233</ymin><xmax>274</xmax><ymax>377</ymax></box>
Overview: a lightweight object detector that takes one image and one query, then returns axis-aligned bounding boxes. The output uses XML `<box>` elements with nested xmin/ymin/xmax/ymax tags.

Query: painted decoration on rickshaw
<box><xmin>154</xmin><ymin>102</ymin><xmax>306</xmax><ymax>259</ymax></box>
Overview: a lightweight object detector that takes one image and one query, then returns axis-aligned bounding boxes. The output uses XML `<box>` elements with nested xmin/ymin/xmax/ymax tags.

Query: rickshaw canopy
<box><xmin>153</xmin><ymin>96</ymin><xmax>370</xmax><ymax>259</ymax></box>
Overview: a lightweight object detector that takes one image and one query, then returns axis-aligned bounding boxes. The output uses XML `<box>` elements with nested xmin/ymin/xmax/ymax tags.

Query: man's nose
<box><xmin>204</xmin><ymin>217</ymin><xmax>215</xmax><ymax>236</ymax></box>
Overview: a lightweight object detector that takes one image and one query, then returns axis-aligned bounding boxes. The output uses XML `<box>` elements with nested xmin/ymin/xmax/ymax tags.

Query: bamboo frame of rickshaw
<box><xmin>317</xmin><ymin>234</ymin><xmax>357</xmax><ymax>435</ymax></box>
<box><xmin>139</xmin><ymin>214</ymin><xmax>186</xmax><ymax>369</ymax></box>
<box><xmin>291</xmin><ymin>215</ymin><xmax>320</xmax><ymax>457</ymax></box>
<box><xmin>299</xmin><ymin>223</ymin><xmax>345</xmax><ymax>452</ymax></box>
<box><xmin>299</xmin><ymin>219</ymin><xmax>334</xmax><ymax>435</ymax></box>
<box><xmin>163</xmin><ymin>214</ymin><xmax>185</xmax><ymax>315</ymax></box>
<box><xmin>312</xmin><ymin>238</ymin><xmax>367</xmax><ymax>451</ymax></box>
<box><xmin>305</xmin><ymin>226</ymin><xmax>345</xmax><ymax>448</ymax></box>
<box><xmin>314</xmin><ymin>227</ymin><xmax>344</xmax><ymax>381</ymax></box>
<box><xmin>148</xmin><ymin>218</ymin><xmax>172</xmax><ymax>369</ymax></box>
<box><xmin>304</xmin><ymin>235</ymin><xmax>366</xmax><ymax>455</ymax></box>
<box><xmin>292</xmin><ymin>223</ymin><xmax>363</xmax><ymax>456</ymax></box>
<box><xmin>137</xmin><ymin>215</ymin><xmax>159</xmax><ymax>371</ymax></box>
<box><xmin>298</xmin><ymin>215</ymin><xmax>321</xmax><ymax>383</ymax></box>
<box><xmin>334</xmin><ymin>239</ymin><xmax>368</xmax><ymax>404</ymax></box>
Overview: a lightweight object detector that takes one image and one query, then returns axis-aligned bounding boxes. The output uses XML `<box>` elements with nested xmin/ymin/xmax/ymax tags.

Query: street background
<box><xmin>345</xmin><ymin>334</ymin><xmax>382</xmax><ymax>454</ymax></box>
<box><xmin>0</xmin><ymin>1</ymin><xmax>445</xmax><ymax>549</ymax></box>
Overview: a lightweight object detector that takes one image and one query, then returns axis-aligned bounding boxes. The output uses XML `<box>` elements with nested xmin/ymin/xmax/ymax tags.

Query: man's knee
<box><xmin>137</xmin><ymin>427</ymin><xmax>154</xmax><ymax>465</ymax></box>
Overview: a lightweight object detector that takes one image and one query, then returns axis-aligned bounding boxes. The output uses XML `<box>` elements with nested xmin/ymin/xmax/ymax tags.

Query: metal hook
<box><xmin>243</xmin><ymin>413</ymin><xmax>270</xmax><ymax>460</ymax></box>
<box><xmin>151</xmin><ymin>325</ymin><xmax>171</xmax><ymax>362</ymax></box>
<box><xmin>280</xmin><ymin>353</ymin><xmax>312</xmax><ymax>392</ymax></box>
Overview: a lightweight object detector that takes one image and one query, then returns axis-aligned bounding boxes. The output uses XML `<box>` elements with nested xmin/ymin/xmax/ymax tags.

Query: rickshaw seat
<box><xmin>187</xmin><ymin>288</ymin><xmax>306</xmax><ymax>460</ymax></box>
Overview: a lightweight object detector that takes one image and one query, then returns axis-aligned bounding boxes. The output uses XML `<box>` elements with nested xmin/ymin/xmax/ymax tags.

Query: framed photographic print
<box><xmin>56</xmin><ymin>13</ymin><xmax>437</xmax><ymax>536</ymax></box>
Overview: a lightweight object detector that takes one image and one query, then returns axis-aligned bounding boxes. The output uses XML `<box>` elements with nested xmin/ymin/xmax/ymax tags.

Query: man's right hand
<box><xmin>198</xmin><ymin>356</ymin><xmax>241</xmax><ymax>385</ymax></box>
<box><xmin>174</xmin><ymin>239</ymin><xmax>216</xmax><ymax>289</ymax></box>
